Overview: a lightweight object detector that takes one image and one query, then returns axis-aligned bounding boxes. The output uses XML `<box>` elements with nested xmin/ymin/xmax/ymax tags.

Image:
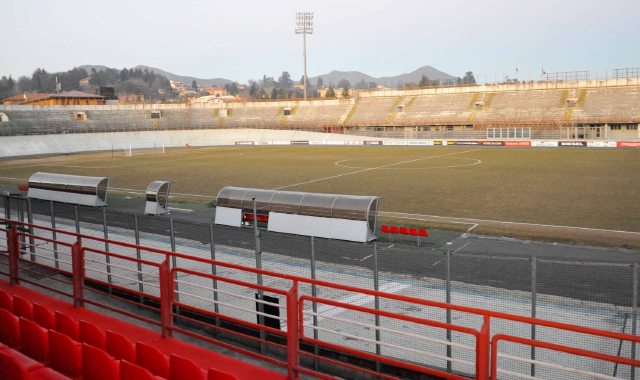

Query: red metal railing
<box><xmin>2</xmin><ymin>218</ymin><xmax>640</xmax><ymax>380</ymax></box>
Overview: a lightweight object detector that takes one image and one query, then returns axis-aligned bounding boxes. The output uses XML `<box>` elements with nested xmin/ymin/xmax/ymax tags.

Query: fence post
<box><xmin>50</xmin><ymin>202</ymin><xmax>59</xmax><ymax>269</ymax></box>
<box><xmin>102</xmin><ymin>209</ymin><xmax>112</xmax><ymax>289</ymax></box>
<box><xmin>310</xmin><ymin>236</ymin><xmax>319</xmax><ymax>371</ymax></box>
<box><xmin>286</xmin><ymin>281</ymin><xmax>300</xmax><ymax>380</ymax></box>
<box><xmin>446</xmin><ymin>250</ymin><xmax>452</xmax><ymax>373</ymax></box>
<box><xmin>476</xmin><ymin>315</ymin><xmax>491</xmax><ymax>380</ymax></box>
<box><xmin>632</xmin><ymin>262</ymin><xmax>638</xmax><ymax>380</ymax></box>
<box><xmin>209</xmin><ymin>224</ymin><xmax>220</xmax><ymax>326</ymax></box>
<box><xmin>531</xmin><ymin>256</ymin><xmax>537</xmax><ymax>378</ymax></box>
<box><xmin>134</xmin><ymin>215</ymin><xmax>144</xmax><ymax>300</ymax></box>
<box><xmin>8</xmin><ymin>225</ymin><xmax>20</xmax><ymax>285</ymax></box>
<box><xmin>169</xmin><ymin>218</ymin><xmax>179</xmax><ymax>305</ymax></box>
<box><xmin>159</xmin><ymin>258</ymin><xmax>174</xmax><ymax>338</ymax></box>
<box><xmin>71</xmin><ymin>238</ymin><xmax>84</xmax><ymax>308</ymax></box>
<box><xmin>373</xmin><ymin>243</ymin><xmax>381</xmax><ymax>374</ymax></box>
<box><xmin>26</xmin><ymin>198</ymin><xmax>35</xmax><ymax>260</ymax></box>
<box><xmin>252</xmin><ymin>198</ymin><xmax>265</xmax><ymax>355</ymax></box>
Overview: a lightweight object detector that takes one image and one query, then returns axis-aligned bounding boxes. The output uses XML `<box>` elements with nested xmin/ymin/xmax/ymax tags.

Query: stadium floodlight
<box><xmin>295</xmin><ymin>12</ymin><xmax>313</xmax><ymax>101</ymax></box>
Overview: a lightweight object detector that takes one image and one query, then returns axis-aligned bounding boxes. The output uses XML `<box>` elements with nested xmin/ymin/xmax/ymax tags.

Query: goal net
<box><xmin>126</xmin><ymin>141</ymin><xmax>165</xmax><ymax>157</ymax></box>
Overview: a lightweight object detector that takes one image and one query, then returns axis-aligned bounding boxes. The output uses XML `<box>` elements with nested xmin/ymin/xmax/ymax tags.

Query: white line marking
<box><xmin>379</xmin><ymin>211</ymin><xmax>640</xmax><ymax>235</ymax></box>
<box><xmin>360</xmin><ymin>255</ymin><xmax>372</xmax><ymax>262</ymax></box>
<box><xmin>454</xmin><ymin>243</ymin><xmax>470</xmax><ymax>253</ymax></box>
<box><xmin>167</xmin><ymin>207</ymin><xmax>195</xmax><ymax>212</ymax></box>
<box><xmin>39</xmin><ymin>152</ymin><xmax>243</xmax><ymax>169</ymax></box>
<box><xmin>432</xmin><ymin>259</ymin><xmax>443</xmax><ymax>266</ymax></box>
<box><xmin>335</xmin><ymin>156</ymin><xmax>481</xmax><ymax>170</ymax></box>
<box><xmin>273</xmin><ymin>149</ymin><xmax>480</xmax><ymax>190</ymax></box>
<box><xmin>467</xmin><ymin>224</ymin><xmax>479</xmax><ymax>233</ymax></box>
<box><xmin>284</xmin><ymin>282</ymin><xmax>410</xmax><ymax>330</ymax></box>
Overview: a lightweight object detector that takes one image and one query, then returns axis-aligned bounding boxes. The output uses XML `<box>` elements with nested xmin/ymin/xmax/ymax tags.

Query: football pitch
<box><xmin>1</xmin><ymin>145</ymin><xmax>639</xmax><ymax>248</ymax></box>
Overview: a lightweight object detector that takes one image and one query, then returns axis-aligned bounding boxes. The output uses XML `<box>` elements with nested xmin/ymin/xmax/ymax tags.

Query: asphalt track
<box><xmin>4</xmin><ymin>194</ymin><xmax>639</xmax><ymax>308</ymax></box>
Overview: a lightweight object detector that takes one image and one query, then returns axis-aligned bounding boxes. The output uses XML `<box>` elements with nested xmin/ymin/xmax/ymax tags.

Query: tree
<box><xmin>337</xmin><ymin>79</ymin><xmax>351</xmax><ymax>89</ymax></box>
<box><xmin>325</xmin><ymin>87</ymin><xmax>335</xmax><ymax>98</ymax></box>
<box><xmin>277</xmin><ymin>71</ymin><xmax>293</xmax><ymax>88</ymax></box>
<box><xmin>456</xmin><ymin>77</ymin><xmax>462</xmax><ymax>85</ymax></box>
<box><xmin>369</xmin><ymin>82</ymin><xmax>377</xmax><ymax>89</ymax></box>
<box><xmin>270</xmin><ymin>88</ymin><xmax>278</xmax><ymax>99</ymax></box>
<box><xmin>120</xmin><ymin>68</ymin><xmax>129</xmax><ymax>81</ymax></box>
<box><xmin>192</xmin><ymin>80</ymin><xmax>198</xmax><ymax>90</ymax></box>
<box><xmin>463</xmin><ymin>71</ymin><xmax>476</xmax><ymax>85</ymax></box>
<box><xmin>341</xmin><ymin>86</ymin><xmax>350</xmax><ymax>98</ymax></box>
<box><xmin>419</xmin><ymin>75</ymin><xmax>430</xmax><ymax>87</ymax></box>
<box><xmin>249</xmin><ymin>82</ymin><xmax>258</xmax><ymax>98</ymax></box>
<box><xmin>316</xmin><ymin>77</ymin><xmax>323</xmax><ymax>89</ymax></box>
<box><xmin>355</xmin><ymin>79</ymin><xmax>368</xmax><ymax>90</ymax></box>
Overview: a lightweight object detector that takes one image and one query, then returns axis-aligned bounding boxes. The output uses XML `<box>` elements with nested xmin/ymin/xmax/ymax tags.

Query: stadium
<box><xmin>2</xmin><ymin>1</ymin><xmax>640</xmax><ymax>379</ymax></box>
<box><xmin>1</xmin><ymin>72</ymin><xmax>640</xmax><ymax>380</ymax></box>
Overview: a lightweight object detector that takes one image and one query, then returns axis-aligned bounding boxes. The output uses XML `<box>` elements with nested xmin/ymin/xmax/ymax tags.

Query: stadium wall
<box><xmin>0</xmin><ymin>129</ymin><xmax>379</xmax><ymax>158</ymax></box>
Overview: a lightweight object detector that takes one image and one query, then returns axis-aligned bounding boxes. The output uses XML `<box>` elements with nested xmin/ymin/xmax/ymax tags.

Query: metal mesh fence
<box><xmin>1</xmin><ymin>194</ymin><xmax>638</xmax><ymax>379</ymax></box>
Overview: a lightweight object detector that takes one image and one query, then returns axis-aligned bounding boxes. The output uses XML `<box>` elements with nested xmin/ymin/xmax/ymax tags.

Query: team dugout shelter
<box><xmin>215</xmin><ymin>187</ymin><xmax>380</xmax><ymax>243</ymax></box>
<box><xmin>27</xmin><ymin>172</ymin><xmax>110</xmax><ymax>207</ymax></box>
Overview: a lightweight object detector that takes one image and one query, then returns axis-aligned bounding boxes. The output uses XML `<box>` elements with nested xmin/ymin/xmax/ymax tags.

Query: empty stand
<box><xmin>473</xmin><ymin>90</ymin><xmax>566</xmax><ymax>123</ymax></box>
<box><xmin>345</xmin><ymin>97</ymin><xmax>397</xmax><ymax>126</ymax></box>
<box><xmin>392</xmin><ymin>93</ymin><xmax>476</xmax><ymax>125</ymax></box>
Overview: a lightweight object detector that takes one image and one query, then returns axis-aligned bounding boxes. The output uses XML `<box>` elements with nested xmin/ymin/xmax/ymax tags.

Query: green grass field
<box><xmin>1</xmin><ymin>146</ymin><xmax>639</xmax><ymax>247</ymax></box>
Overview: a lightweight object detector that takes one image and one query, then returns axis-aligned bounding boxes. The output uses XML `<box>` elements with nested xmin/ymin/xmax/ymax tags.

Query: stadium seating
<box><xmin>345</xmin><ymin>97</ymin><xmax>397</xmax><ymax>126</ymax></box>
<box><xmin>473</xmin><ymin>90</ymin><xmax>566</xmax><ymax>123</ymax></box>
<box><xmin>283</xmin><ymin>104</ymin><xmax>352</xmax><ymax>128</ymax></box>
<box><xmin>0</xmin><ymin>289</ymin><xmax>253</xmax><ymax>380</ymax></box>
<box><xmin>393</xmin><ymin>93</ymin><xmax>475</xmax><ymax>125</ymax></box>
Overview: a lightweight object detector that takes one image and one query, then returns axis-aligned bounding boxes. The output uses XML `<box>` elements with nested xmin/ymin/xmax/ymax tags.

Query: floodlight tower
<box><xmin>295</xmin><ymin>12</ymin><xmax>313</xmax><ymax>101</ymax></box>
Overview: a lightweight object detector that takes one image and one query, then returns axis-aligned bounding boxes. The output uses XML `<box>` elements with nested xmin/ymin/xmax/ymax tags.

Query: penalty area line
<box><xmin>379</xmin><ymin>211</ymin><xmax>640</xmax><ymax>236</ymax></box>
<box><xmin>273</xmin><ymin>149</ymin><xmax>480</xmax><ymax>190</ymax></box>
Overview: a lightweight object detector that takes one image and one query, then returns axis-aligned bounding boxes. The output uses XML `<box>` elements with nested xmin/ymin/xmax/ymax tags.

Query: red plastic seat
<box><xmin>49</xmin><ymin>329</ymin><xmax>83</xmax><ymax>378</ymax></box>
<box><xmin>33</xmin><ymin>303</ymin><xmax>56</xmax><ymax>330</ymax></box>
<box><xmin>409</xmin><ymin>228</ymin><xmax>418</xmax><ymax>236</ymax></box>
<box><xmin>208</xmin><ymin>367</ymin><xmax>241</xmax><ymax>380</ymax></box>
<box><xmin>257</xmin><ymin>215</ymin><xmax>269</xmax><ymax>223</ymax></box>
<box><xmin>82</xmin><ymin>343</ymin><xmax>120</xmax><ymax>380</ymax></box>
<box><xmin>0</xmin><ymin>348</ymin><xmax>44</xmax><ymax>372</ymax></box>
<box><xmin>19</xmin><ymin>317</ymin><xmax>49</xmax><ymax>362</ymax></box>
<box><xmin>0</xmin><ymin>308</ymin><xmax>21</xmax><ymax>348</ymax></box>
<box><xmin>106</xmin><ymin>330</ymin><xmax>135</xmax><ymax>363</ymax></box>
<box><xmin>136</xmin><ymin>341</ymin><xmax>170</xmax><ymax>379</ymax></box>
<box><xmin>399</xmin><ymin>227</ymin><xmax>409</xmax><ymax>235</ymax></box>
<box><xmin>0</xmin><ymin>350</ymin><xmax>36</xmax><ymax>380</ymax></box>
<box><xmin>80</xmin><ymin>320</ymin><xmax>106</xmax><ymax>350</ymax></box>
<box><xmin>170</xmin><ymin>354</ymin><xmax>207</xmax><ymax>380</ymax></box>
<box><xmin>243</xmin><ymin>213</ymin><xmax>254</xmax><ymax>221</ymax></box>
<box><xmin>55</xmin><ymin>311</ymin><xmax>80</xmax><ymax>341</ymax></box>
<box><xmin>0</xmin><ymin>343</ymin><xmax>8</xmax><ymax>350</ymax></box>
<box><xmin>13</xmin><ymin>296</ymin><xmax>34</xmax><ymax>321</ymax></box>
<box><xmin>0</xmin><ymin>290</ymin><xmax>13</xmax><ymax>312</ymax></box>
<box><xmin>390</xmin><ymin>226</ymin><xmax>400</xmax><ymax>234</ymax></box>
<box><xmin>381</xmin><ymin>225</ymin><xmax>391</xmax><ymax>233</ymax></box>
<box><xmin>121</xmin><ymin>360</ymin><xmax>164</xmax><ymax>380</ymax></box>
<box><xmin>419</xmin><ymin>228</ymin><xmax>429</xmax><ymax>237</ymax></box>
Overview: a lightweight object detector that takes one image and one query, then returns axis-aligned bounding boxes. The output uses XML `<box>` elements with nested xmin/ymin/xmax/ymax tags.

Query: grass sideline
<box><xmin>1</xmin><ymin>145</ymin><xmax>639</xmax><ymax>249</ymax></box>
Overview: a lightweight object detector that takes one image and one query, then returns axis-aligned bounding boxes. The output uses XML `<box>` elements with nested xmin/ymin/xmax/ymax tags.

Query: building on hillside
<box><xmin>170</xmin><ymin>81</ymin><xmax>183</xmax><ymax>90</ymax></box>
<box><xmin>79</xmin><ymin>77</ymin><xmax>91</xmax><ymax>87</ymax></box>
<box><xmin>2</xmin><ymin>93</ymin><xmax>49</xmax><ymax>105</ymax></box>
<box><xmin>118</xmin><ymin>94</ymin><xmax>146</xmax><ymax>103</ymax></box>
<box><xmin>206</xmin><ymin>87</ymin><xmax>229</xmax><ymax>97</ymax></box>
<box><xmin>2</xmin><ymin>91</ymin><xmax>105</xmax><ymax>105</ymax></box>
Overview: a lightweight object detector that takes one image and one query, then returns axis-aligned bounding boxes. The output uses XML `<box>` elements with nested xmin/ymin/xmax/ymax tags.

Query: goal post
<box><xmin>127</xmin><ymin>141</ymin><xmax>165</xmax><ymax>157</ymax></box>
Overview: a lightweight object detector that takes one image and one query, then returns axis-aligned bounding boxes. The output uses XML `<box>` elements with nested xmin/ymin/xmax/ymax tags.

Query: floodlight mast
<box><xmin>295</xmin><ymin>12</ymin><xmax>313</xmax><ymax>101</ymax></box>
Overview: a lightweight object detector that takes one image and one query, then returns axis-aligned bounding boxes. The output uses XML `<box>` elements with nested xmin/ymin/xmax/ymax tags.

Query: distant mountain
<box><xmin>133</xmin><ymin>65</ymin><xmax>233</xmax><ymax>87</ymax></box>
<box><xmin>79</xmin><ymin>65</ymin><xmax>112</xmax><ymax>74</ymax></box>
<box><xmin>78</xmin><ymin>64</ymin><xmax>234</xmax><ymax>87</ymax></box>
<box><xmin>309</xmin><ymin>65</ymin><xmax>457</xmax><ymax>87</ymax></box>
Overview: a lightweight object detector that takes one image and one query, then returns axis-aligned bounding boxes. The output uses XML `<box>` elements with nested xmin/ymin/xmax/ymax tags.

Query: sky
<box><xmin>1</xmin><ymin>0</ymin><xmax>639</xmax><ymax>84</ymax></box>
